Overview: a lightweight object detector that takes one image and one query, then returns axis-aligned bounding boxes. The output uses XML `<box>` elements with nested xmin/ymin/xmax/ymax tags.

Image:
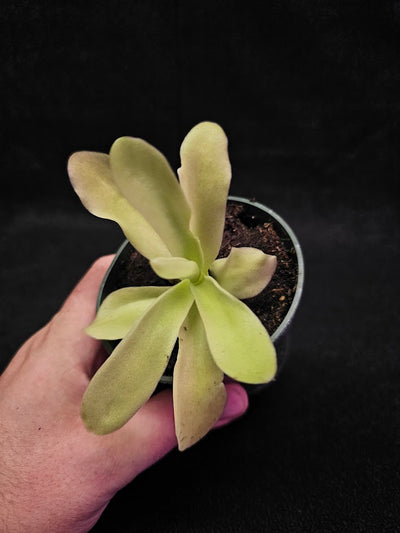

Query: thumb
<box><xmin>59</xmin><ymin>255</ymin><xmax>115</xmax><ymax>334</ymax></box>
<box><xmin>49</xmin><ymin>255</ymin><xmax>114</xmax><ymax>373</ymax></box>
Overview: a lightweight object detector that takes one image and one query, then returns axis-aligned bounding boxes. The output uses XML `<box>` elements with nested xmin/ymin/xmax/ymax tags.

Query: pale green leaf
<box><xmin>174</xmin><ymin>305</ymin><xmax>227</xmax><ymax>451</ymax></box>
<box><xmin>191</xmin><ymin>276</ymin><xmax>277</xmax><ymax>384</ymax></box>
<box><xmin>67</xmin><ymin>151</ymin><xmax>170</xmax><ymax>259</ymax></box>
<box><xmin>150</xmin><ymin>257</ymin><xmax>200</xmax><ymax>282</ymax></box>
<box><xmin>210</xmin><ymin>247</ymin><xmax>277</xmax><ymax>299</ymax></box>
<box><xmin>178</xmin><ymin>122</ymin><xmax>232</xmax><ymax>268</ymax></box>
<box><xmin>110</xmin><ymin>137</ymin><xmax>202</xmax><ymax>263</ymax></box>
<box><xmin>81</xmin><ymin>280</ymin><xmax>194</xmax><ymax>435</ymax></box>
<box><xmin>85</xmin><ymin>286</ymin><xmax>169</xmax><ymax>340</ymax></box>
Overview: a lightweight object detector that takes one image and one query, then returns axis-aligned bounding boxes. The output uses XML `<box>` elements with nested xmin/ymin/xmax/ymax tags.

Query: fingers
<box><xmin>214</xmin><ymin>382</ymin><xmax>249</xmax><ymax>428</ymax></box>
<box><xmin>108</xmin><ymin>389</ymin><xmax>176</xmax><ymax>486</ymax></box>
<box><xmin>112</xmin><ymin>383</ymin><xmax>248</xmax><ymax>485</ymax></box>
<box><xmin>129</xmin><ymin>388</ymin><xmax>176</xmax><ymax>463</ymax></box>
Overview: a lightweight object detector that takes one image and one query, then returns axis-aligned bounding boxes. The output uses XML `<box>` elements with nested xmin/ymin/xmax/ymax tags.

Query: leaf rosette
<box><xmin>68</xmin><ymin>122</ymin><xmax>277</xmax><ymax>450</ymax></box>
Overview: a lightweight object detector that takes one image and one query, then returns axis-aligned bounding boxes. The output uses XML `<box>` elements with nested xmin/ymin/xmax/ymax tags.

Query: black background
<box><xmin>1</xmin><ymin>1</ymin><xmax>399</xmax><ymax>531</ymax></box>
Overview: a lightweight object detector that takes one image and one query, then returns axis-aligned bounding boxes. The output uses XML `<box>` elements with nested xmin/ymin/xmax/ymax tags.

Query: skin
<box><xmin>0</xmin><ymin>256</ymin><xmax>249</xmax><ymax>532</ymax></box>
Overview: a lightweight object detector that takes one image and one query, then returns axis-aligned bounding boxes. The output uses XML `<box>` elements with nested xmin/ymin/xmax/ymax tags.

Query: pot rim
<box><xmin>97</xmin><ymin>196</ymin><xmax>304</xmax><ymax>344</ymax></box>
<box><xmin>229</xmin><ymin>196</ymin><xmax>304</xmax><ymax>343</ymax></box>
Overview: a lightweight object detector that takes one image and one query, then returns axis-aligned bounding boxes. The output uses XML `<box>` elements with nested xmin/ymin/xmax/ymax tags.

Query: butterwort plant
<box><xmin>68</xmin><ymin>121</ymin><xmax>278</xmax><ymax>450</ymax></box>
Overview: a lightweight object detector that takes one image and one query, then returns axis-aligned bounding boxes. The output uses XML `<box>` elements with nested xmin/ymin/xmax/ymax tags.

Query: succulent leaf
<box><xmin>191</xmin><ymin>276</ymin><xmax>277</xmax><ymax>384</ymax></box>
<box><xmin>178</xmin><ymin>122</ymin><xmax>231</xmax><ymax>267</ymax></box>
<box><xmin>110</xmin><ymin>137</ymin><xmax>202</xmax><ymax>263</ymax></box>
<box><xmin>174</xmin><ymin>305</ymin><xmax>227</xmax><ymax>451</ymax></box>
<box><xmin>85</xmin><ymin>286</ymin><xmax>169</xmax><ymax>340</ymax></box>
<box><xmin>68</xmin><ymin>151</ymin><xmax>170</xmax><ymax>259</ymax></box>
<box><xmin>210</xmin><ymin>247</ymin><xmax>277</xmax><ymax>299</ymax></box>
<box><xmin>150</xmin><ymin>257</ymin><xmax>200</xmax><ymax>282</ymax></box>
<box><xmin>81</xmin><ymin>280</ymin><xmax>194</xmax><ymax>435</ymax></box>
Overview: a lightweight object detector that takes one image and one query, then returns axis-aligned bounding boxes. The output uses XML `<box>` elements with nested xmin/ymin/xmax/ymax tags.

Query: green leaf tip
<box><xmin>192</xmin><ymin>277</ymin><xmax>277</xmax><ymax>384</ymax></box>
<box><xmin>174</xmin><ymin>304</ymin><xmax>226</xmax><ymax>450</ymax></box>
<box><xmin>178</xmin><ymin>121</ymin><xmax>231</xmax><ymax>267</ymax></box>
<box><xmin>67</xmin><ymin>151</ymin><xmax>171</xmax><ymax>260</ymax></box>
<box><xmin>85</xmin><ymin>286</ymin><xmax>169</xmax><ymax>340</ymax></box>
<box><xmin>210</xmin><ymin>247</ymin><xmax>277</xmax><ymax>299</ymax></box>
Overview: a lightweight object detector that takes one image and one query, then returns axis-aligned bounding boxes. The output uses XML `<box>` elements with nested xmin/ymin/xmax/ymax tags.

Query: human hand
<box><xmin>0</xmin><ymin>256</ymin><xmax>249</xmax><ymax>532</ymax></box>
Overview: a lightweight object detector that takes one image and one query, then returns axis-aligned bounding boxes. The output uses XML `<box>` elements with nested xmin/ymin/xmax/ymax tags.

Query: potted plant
<box><xmin>68</xmin><ymin>121</ymin><xmax>304</xmax><ymax>450</ymax></box>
